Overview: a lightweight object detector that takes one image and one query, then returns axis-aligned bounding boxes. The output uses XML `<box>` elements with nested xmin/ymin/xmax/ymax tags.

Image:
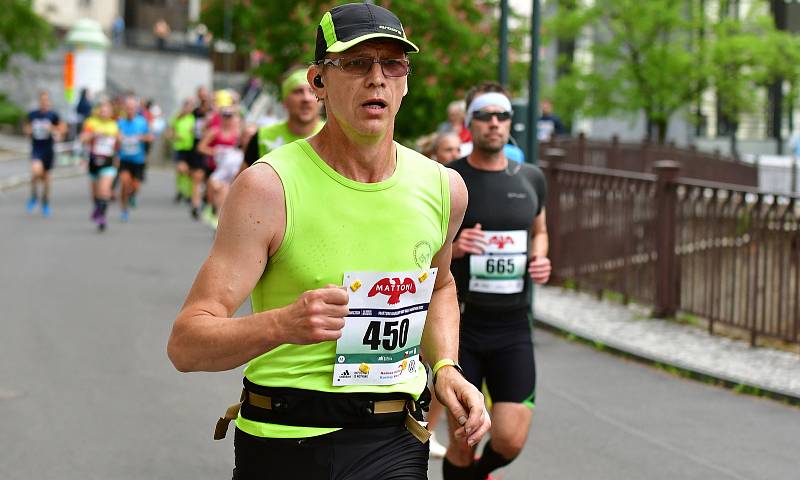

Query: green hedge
<box><xmin>0</xmin><ymin>94</ymin><xmax>25</xmax><ymax>126</ymax></box>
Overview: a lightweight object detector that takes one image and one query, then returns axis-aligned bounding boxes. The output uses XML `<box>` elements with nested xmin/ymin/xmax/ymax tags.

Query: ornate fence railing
<box><xmin>540</xmin><ymin>134</ymin><xmax>758</xmax><ymax>187</ymax></box>
<box><xmin>542</xmin><ymin>149</ymin><xmax>800</xmax><ymax>346</ymax></box>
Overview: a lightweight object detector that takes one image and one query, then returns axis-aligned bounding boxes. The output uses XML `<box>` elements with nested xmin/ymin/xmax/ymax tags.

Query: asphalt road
<box><xmin>1</xmin><ymin>172</ymin><xmax>799</xmax><ymax>479</ymax></box>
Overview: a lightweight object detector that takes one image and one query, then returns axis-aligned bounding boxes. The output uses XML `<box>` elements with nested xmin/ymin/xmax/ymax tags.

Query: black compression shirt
<box><xmin>449</xmin><ymin>157</ymin><xmax>547</xmax><ymax>312</ymax></box>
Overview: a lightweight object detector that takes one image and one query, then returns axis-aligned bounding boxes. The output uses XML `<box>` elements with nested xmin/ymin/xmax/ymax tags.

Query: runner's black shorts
<box><xmin>187</xmin><ymin>149</ymin><xmax>207</xmax><ymax>172</ymax></box>
<box><xmin>459</xmin><ymin>304</ymin><xmax>536</xmax><ymax>407</ymax></box>
<box><xmin>174</xmin><ymin>149</ymin><xmax>192</xmax><ymax>164</ymax></box>
<box><xmin>32</xmin><ymin>145</ymin><xmax>55</xmax><ymax>171</ymax></box>
<box><xmin>119</xmin><ymin>161</ymin><xmax>145</xmax><ymax>181</ymax></box>
<box><xmin>232</xmin><ymin>425</ymin><xmax>429</xmax><ymax>480</ymax></box>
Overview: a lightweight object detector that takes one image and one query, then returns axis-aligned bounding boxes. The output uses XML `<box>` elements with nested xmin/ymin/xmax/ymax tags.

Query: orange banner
<box><xmin>64</xmin><ymin>52</ymin><xmax>74</xmax><ymax>102</ymax></box>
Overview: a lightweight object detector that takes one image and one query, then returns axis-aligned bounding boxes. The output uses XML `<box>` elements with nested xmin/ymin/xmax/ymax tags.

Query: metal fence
<box><xmin>543</xmin><ymin>149</ymin><xmax>800</xmax><ymax>346</ymax></box>
<box><xmin>542</xmin><ymin>134</ymin><xmax>758</xmax><ymax>187</ymax></box>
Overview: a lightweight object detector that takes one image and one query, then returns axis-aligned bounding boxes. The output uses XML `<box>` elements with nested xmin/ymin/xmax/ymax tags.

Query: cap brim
<box><xmin>326</xmin><ymin>33</ymin><xmax>419</xmax><ymax>55</ymax></box>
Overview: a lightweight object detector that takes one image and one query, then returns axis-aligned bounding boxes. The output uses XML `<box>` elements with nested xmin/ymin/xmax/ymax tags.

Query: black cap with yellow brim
<box><xmin>315</xmin><ymin>3</ymin><xmax>419</xmax><ymax>62</ymax></box>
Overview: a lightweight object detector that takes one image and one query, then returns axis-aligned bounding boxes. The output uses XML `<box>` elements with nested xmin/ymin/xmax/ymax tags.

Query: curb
<box><xmin>0</xmin><ymin>167</ymin><xmax>84</xmax><ymax>192</ymax></box>
<box><xmin>534</xmin><ymin>311</ymin><xmax>800</xmax><ymax>407</ymax></box>
<box><xmin>0</xmin><ymin>164</ymin><xmax>174</xmax><ymax>193</ymax></box>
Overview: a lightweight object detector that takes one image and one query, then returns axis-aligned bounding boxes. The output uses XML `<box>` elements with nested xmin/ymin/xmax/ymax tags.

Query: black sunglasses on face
<box><xmin>472</xmin><ymin>110</ymin><xmax>512</xmax><ymax>122</ymax></box>
<box><xmin>315</xmin><ymin>57</ymin><xmax>411</xmax><ymax>77</ymax></box>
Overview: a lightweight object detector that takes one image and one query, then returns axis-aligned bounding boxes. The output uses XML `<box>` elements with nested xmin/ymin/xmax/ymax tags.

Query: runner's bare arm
<box><xmin>531</xmin><ymin>208</ymin><xmax>548</xmax><ymax>257</ymax></box>
<box><xmin>528</xmin><ymin>208</ymin><xmax>551</xmax><ymax>284</ymax></box>
<box><xmin>196</xmin><ymin>127</ymin><xmax>217</xmax><ymax>157</ymax></box>
<box><xmin>79</xmin><ymin>125</ymin><xmax>93</xmax><ymax>144</ymax></box>
<box><xmin>423</xmin><ymin>168</ymin><xmax>491</xmax><ymax>448</ymax></box>
<box><xmin>167</xmin><ymin>164</ymin><xmax>349</xmax><ymax>372</ymax></box>
<box><xmin>56</xmin><ymin>118</ymin><xmax>67</xmax><ymax>138</ymax></box>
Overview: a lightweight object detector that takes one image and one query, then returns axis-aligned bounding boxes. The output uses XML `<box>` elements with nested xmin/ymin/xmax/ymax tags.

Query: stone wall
<box><xmin>0</xmin><ymin>46</ymin><xmax>212</xmax><ymax>123</ymax></box>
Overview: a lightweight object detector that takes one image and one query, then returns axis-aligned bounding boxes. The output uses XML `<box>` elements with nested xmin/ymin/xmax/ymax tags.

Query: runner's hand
<box><xmin>435</xmin><ymin>366</ymin><xmax>491</xmax><ymax>447</ymax></box>
<box><xmin>528</xmin><ymin>256</ymin><xmax>551</xmax><ymax>284</ymax></box>
<box><xmin>452</xmin><ymin>223</ymin><xmax>486</xmax><ymax>258</ymax></box>
<box><xmin>279</xmin><ymin>285</ymin><xmax>349</xmax><ymax>344</ymax></box>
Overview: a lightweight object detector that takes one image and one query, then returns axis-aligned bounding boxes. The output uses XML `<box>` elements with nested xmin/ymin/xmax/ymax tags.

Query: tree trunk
<box><xmin>645</xmin><ymin>116</ymin><xmax>655</xmax><ymax>143</ymax></box>
<box><xmin>729</xmin><ymin>121</ymin><xmax>739</xmax><ymax>160</ymax></box>
<box><xmin>657</xmin><ymin>119</ymin><xmax>668</xmax><ymax>144</ymax></box>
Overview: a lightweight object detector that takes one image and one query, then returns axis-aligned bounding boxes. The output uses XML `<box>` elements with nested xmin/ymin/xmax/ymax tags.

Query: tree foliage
<box><xmin>0</xmin><ymin>0</ymin><xmax>53</xmax><ymax>73</ymax></box>
<box><xmin>546</xmin><ymin>0</ymin><xmax>705</xmax><ymax>143</ymax></box>
<box><xmin>202</xmin><ymin>0</ymin><xmax>529</xmax><ymax>141</ymax></box>
<box><xmin>546</xmin><ymin>0</ymin><xmax>800</xmax><ymax>144</ymax></box>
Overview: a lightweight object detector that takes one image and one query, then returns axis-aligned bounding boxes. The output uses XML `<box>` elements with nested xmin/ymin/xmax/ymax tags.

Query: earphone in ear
<box><xmin>313</xmin><ymin>75</ymin><xmax>324</xmax><ymax>88</ymax></box>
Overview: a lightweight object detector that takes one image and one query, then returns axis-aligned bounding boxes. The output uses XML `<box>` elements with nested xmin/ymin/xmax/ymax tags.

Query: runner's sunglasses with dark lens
<box><xmin>315</xmin><ymin>57</ymin><xmax>411</xmax><ymax>77</ymax></box>
<box><xmin>472</xmin><ymin>110</ymin><xmax>513</xmax><ymax>122</ymax></box>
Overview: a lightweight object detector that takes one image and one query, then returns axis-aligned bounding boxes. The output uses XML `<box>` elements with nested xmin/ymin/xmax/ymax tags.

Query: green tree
<box><xmin>0</xmin><ymin>0</ymin><xmax>53</xmax><ymax>125</ymax></box>
<box><xmin>547</xmin><ymin>0</ymin><xmax>707</xmax><ymax>143</ymax></box>
<box><xmin>0</xmin><ymin>0</ymin><xmax>53</xmax><ymax>72</ymax></box>
<box><xmin>201</xmin><ymin>0</ymin><xmax>528</xmax><ymax>141</ymax></box>
<box><xmin>706</xmin><ymin>11</ymin><xmax>793</xmax><ymax>157</ymax></box>
<box><xmin>547</xmin><ymin>0</ymin><xmax>800</xmax><ymax>147</ymax></box>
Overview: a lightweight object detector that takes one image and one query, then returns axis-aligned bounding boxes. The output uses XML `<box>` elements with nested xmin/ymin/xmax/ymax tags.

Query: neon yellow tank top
<box><xmin>237</xmin><ymin>139</ymin><xmax>450</xmax><ymax>438</ymax></box>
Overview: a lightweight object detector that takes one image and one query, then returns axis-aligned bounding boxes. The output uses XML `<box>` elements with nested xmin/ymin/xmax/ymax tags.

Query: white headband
<box><xmin>466</xmin><ymin>92</ymin><xmax>513</xmax><ymax>125</ymax></box>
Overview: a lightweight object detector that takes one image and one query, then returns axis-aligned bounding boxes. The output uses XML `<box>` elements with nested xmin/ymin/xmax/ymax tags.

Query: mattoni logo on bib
<box><xmin>488</xmin><ymin>235</ymin><xmax>515</xmax><ymax>250</ymax></box>
<box><xmin>368</xmin><ymin>277</ymin><xmax>416</xmax><ymax>305</ymax></box>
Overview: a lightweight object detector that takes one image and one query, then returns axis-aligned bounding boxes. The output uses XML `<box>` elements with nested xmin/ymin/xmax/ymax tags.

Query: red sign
<box><xmin>368</xmin><ymin>277</ymin><xmax>416</xmax><ymax>305</ymax></box>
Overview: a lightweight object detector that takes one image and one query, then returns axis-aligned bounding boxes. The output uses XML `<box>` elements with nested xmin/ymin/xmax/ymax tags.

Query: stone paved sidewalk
<box><xmin>534</xmin><ymin>286</ymin><xmax>800</xmax><ymax>400</ymax></box>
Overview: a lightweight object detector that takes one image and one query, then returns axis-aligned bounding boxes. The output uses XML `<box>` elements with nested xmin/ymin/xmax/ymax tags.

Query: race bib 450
<box><xmin>334</xmin><ymin>269</ymin><xmax>437</xmax><ymax>386</ymax></box>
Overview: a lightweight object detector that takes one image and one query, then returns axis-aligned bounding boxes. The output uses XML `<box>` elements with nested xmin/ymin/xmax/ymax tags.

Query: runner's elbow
<box><xmin>167</xmin><ymin>324</ymin><xmax>199</xmax><ymax>372</ymax></box>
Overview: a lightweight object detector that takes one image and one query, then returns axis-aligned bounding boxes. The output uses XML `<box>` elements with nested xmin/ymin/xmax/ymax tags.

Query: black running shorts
<box><xmin>187</xmin><ymin>149</ymin><xmax>207</xmax><ymax>171</ymax></box>
<box><xmin>32</xmin><ymin>145</ymin><xmax>54</xmax><ymax>171</ymax></box>
<box><xmin>232</xmin><ymin>425</ymin><xmax>429</xmax><ymax>480</ymax></box>
<box><xmin>174</xmin><ymin>149</ymin><xmax>193</xmax><ymax>164</ymax></box>
<box><xmin>459</xmin><ymin>305</ymin><xmax>537</xmax><ymax>407</ymax></box>
<box><xmin>119</xmin><ymin>161</ymin><xmax>145</xmax><ymax>181</ymax></box>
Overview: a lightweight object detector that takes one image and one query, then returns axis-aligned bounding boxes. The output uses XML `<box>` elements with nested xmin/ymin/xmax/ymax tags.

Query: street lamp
<box><xmin>499</xmin><ymin>0</ymin><xmax>509</xmax><ymax>87</ymax></box>
<box><xmin>526</xmin><ymin>0</ymin><xmax>541</xmax><ymax>164</ymax></box>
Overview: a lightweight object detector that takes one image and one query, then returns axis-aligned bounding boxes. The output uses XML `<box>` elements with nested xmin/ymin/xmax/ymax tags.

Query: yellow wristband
<box><xmin>431</xmin><ymin>358</ymin><xmax>461</xmax><ymax>384</ymax></box>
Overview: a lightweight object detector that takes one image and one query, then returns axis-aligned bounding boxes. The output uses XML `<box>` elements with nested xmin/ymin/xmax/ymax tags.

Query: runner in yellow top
<box><xmin>167</xmin><ymin>3</ymin><xmax>490</xmax><ymax>478</ymax></box>
<box><xmin>242</xmin><ymin>67</ymin><xmax>324</xmax><ymax>168</ymax></box>
<box><xmin>80</xmin><ymin>99</ymin><xmax>119</xmax><ymax>232</ymax></box>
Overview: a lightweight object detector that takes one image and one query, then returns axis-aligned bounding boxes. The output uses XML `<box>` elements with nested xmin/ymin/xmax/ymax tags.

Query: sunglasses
<box><xmin>315</xmin><ymin>57</ymin><xmax>411</xmax><ymax>77</ymax></box>
<box><xmin>472</xmin><ymin>110</ymin><xmax>512</xmax><ymax>122</ymax></box>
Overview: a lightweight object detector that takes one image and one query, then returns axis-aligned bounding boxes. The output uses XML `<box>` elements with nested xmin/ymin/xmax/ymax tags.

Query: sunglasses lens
<box><xmin>382</xmin><ymin>59</ymin><xmax>409</xmax><ymax>77</ymax></box>
<box><xmin>342</xmin><ymin>58</ymin><xmax>374</xmax><ymax>75</ymax></box>
<box><xmin>474</xmin><ymin>110</ymin><xmax>511</xmax><ymax>121</ymax></box>
<box><xmin>339</xmin><ymin>58</ymin><xmax>409</xmax><ymax>77</ymax></box>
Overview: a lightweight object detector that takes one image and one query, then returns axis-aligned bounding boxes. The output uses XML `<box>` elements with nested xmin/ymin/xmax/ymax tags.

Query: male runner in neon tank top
<box><xmin>188</xmin><ymin>87</ymin><xmax>212</xmax><ymax>220</ymax></box>
<box><xmin>444</xmin><ymin>87</ymin><xmax>551</xmax><ymax>480</ymax></box>
<box><xmin>168</xmin><ymin>4</ymin><xmax>490</xmax><ymax>478</ymax></box>
<box><xmin>242</xmin><ymin>67</ymin><xmax>324</xmax><ymax>168</ymax></box>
